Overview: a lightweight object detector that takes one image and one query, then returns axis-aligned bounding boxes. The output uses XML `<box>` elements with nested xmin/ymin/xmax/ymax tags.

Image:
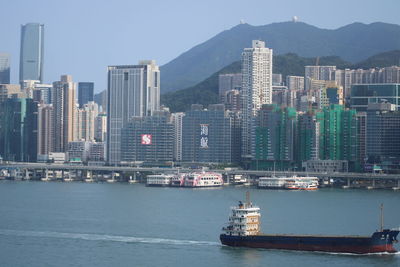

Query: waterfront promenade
<box><xmin>1</xmin><ymin>162</ymin><xmax>400</xmax><ymax>190</ymax></box>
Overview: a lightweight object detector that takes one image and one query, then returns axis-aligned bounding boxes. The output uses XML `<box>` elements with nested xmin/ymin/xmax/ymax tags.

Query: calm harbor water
<box><xmin>0</xmin><ymin>181</ymin><xmax>399</xmax><ymax>267</ymax></box>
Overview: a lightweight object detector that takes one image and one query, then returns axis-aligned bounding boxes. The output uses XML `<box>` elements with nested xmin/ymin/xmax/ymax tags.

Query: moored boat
<box><xmin>183</xmin><ymin>172</ymin><xmax>223</xmax><ymax>187</ymax></box>
<box><xmin>146</xmin><ymin>174</ymin><xmax>173</xmax><ymax>187</ymax></box>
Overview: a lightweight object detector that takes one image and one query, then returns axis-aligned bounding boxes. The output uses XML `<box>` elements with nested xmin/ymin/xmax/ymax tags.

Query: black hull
<box><xmin>220</xmin><ymin>229</ymin><xmax>399</xmax><ymax>254</ymax></box>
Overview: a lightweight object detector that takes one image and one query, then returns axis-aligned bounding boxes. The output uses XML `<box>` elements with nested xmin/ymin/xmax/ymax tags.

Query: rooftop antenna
<box><xmin>380</xmin><ymin>203</ymin><xmax>384</xmax><ymax>232</ymax></box>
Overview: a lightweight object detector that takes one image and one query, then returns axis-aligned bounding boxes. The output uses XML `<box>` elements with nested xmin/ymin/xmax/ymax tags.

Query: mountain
<box><xmin>160</xmin><ymin>22</ymin><xmax>400</xmax><ymax>93</ymax></box>
<box><xmin>161</xmin><ymin>50</ymin><xmax>400</xmax><ymax>113</ymax></box>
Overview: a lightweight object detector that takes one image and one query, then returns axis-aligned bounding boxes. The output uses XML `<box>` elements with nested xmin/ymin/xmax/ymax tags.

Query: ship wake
<box><xmin>0</xmin><ymin>229</ymin><xmax>219</xmax><ymax>247</ymax></box>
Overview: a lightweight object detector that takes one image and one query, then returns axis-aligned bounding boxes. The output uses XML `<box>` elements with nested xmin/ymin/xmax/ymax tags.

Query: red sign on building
<box><xmin>141</xmin><ymin>134</ymin><xmax>152</xmax><ymax>145</ymax></box>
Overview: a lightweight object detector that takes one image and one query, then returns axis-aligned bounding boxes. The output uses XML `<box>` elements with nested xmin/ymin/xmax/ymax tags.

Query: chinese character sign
<box><xmin>200</xmin><ymin>124</ymin><xmax>208</xmax><ymax>148</ymax></box>
<box><xmin>141</xmin><ymin>134</ymin><xmax>152</xmax><ymax>145</ymax></box>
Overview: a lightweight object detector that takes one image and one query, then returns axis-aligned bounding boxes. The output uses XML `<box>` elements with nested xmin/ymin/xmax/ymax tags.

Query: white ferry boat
<box><xmin>258</xmin><ymin>177</ymin><xmax>286</xmax><ymax>189</ymax></box>
<box><xmin>183</xmin><ymin>172</ymin><xmax>223</xmax><ymax>187</ymax></box>
<box><xmin>284</xmin><ymin>176</ymin><xmax>319</xmax><ymax>190</ymax></box>
<box><xmin>170</xmin><ymin>173</ymin><xmax>185</xmax><ymax>187</ymax></box>
<box><xmin>146</xmin><ymin>174</ymin><xmax>173</xmax><ymax>187</ymax></box>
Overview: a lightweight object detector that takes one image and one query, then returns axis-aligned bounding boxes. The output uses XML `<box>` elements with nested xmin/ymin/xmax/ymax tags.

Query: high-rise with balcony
<box><xmin>19</xmin><ymin>23</ymin><xmax>44</xmax><ymax>83</ymax></box>
<box><xmin>107</xmin><ymin>60</ymin><xmax>160</xmax><ymax>164</ymax></box>
<box><xmin>241</xmin><ymin>40</ymin><xmax>273</xmax><ymax>159</ymax></box>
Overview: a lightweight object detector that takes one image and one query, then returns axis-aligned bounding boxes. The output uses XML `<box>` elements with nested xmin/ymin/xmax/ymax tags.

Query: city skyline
<box><xmin>0</xmin><ymin>0</ymin><xmax>399</xmax><ymax>91</ymax></box>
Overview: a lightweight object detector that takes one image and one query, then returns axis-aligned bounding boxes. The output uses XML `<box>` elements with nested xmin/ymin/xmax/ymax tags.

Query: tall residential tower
<box><xmin>241</xmin><ymin>40</ymin><xmax>273</xmax><ymax>159</ymax></box>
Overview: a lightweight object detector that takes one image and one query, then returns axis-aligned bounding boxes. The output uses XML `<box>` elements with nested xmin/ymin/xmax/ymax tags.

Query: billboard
<box><xmin>200</xmin><ymin>124</ymin><xmax>208</xmax><ymax>148</ymax></box>
<box><xmin>141</xmin><ymin>134</ymin><xmax>152</xmax><ymax>145</ymax></box>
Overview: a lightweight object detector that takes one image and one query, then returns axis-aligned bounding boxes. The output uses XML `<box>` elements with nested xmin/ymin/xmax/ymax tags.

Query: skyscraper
<box><xmin>241</xmin><ymin>40</ymin><xmax>273</xmax><ymax>159</ymax></box>
<box><xmin>52</xmin><ymin>75</ymin><xmax>76</xmax><ymax>152</ymax></box>
<box><xmin>19</xmin><ymin>23</ymin><xmax>44</xmax><ymax>82</ymax></box>
<box><xmin>107</xmin><ymin>60</ymin><xmax>160</xmax><ymax>164</ymax></box>
<box><xmin>0</xmin><ymin>53</ymin><xmax>10</xmax><ymax>84</ymax></box>
<box><xmin>78</xmin><ymin>82</ymin><xmax>94</xmax><ymax>107</ymax></box>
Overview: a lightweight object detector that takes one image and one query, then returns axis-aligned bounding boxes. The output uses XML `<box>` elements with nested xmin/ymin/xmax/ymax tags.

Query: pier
<box><xmin>0</xmin><ymin>162</ymin><xmax>400</xmax><ymax>190</ymax></box>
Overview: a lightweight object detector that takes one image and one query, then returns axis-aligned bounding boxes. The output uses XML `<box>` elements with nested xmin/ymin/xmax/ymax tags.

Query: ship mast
<box><xmin>380</xmin><ymin>203</ymin><xmax>384</xmax><ymax>232</ymax></box>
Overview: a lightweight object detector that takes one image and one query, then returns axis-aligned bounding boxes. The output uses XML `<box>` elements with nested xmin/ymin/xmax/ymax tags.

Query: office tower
<box><xmin>317</xmin><ymin>104</ymin><xmax>359</xmax><ymax>171</ymax></box>
<box><xmin>241</xmin><ymin>40</ymin><xmax>273</xmax><ymax>159</ymax></box>
<box><xmin>224</xmin><ymin>89</ymin><xmax>241</xmax><ymax>111</ymax></box>
<box><xmin>75</xmin><ymin>101</ymin><xmax>98</xmax><ymax>141</ymax></box>
<box><xmin>350</xmin><ymin>84</ymin><xmax>400</xmax><ymax>111</ymax></box>
<box><xmin>286</xmin><ymin>76</ymin><xmax>304</xmax><ymax>91</ymax></box>
<box><xmin>272</xmin><ymin>74</ymin><xmax>283</xmax><ymax>86</ymax></box>
<box><xmin>32</xmin><ymin>83</ymin><xmax>52</xmax><ymax>104</ymax></box>
<box><xmin>107</xmin><ymin>60</ymin><xmax>160</xmax><ymax>164</ymax></box>
<box><xmin>94</xmin><ymin>113</ymin><xmax>107</xmax><ymax>142</ymax></box>
<box><xmin>121</xmin><ymin>112</ymin><xmax>174</xmax><ymax>163</ymax></box>
<box><xmin>365</xmin><ymin>102</ymin><xmax>400</xmax><ymax>173</ymax></box>
<box><xmin>304</xmin><ymin>66</ymin><xmax>336</xmax><ymax>91</ymax></box>
<box><xmin>219</xmin><ymin>73</ymin><xmax>242</xmax><ymax>99</ymax></box>
<box><xmin>182</xmin><ymin>104</ymin><xmax>233</xmax><ymax>163</ymax></box>
<box><xmin>88</xmin><ymin>142</ymin><xmax>105</xmax><ymax>162</ymax></box>
<box><xmin>296</xmin><ymin>111</ymin><xmax>320</xmax><ymax>164</ymax></box>
<box><xmin>0</xmin><ymin>98</ymin><xmax>38</xmax><ymax>162</ymax></box>
<box><xmin>37</xmin><ymin>104</ymin><xmax>54</xmax><ymax>155</ymax></box>
<box><xmin>0</xmin><ymin>53</ymin><xmax>10</xmax><ymax>84</ymax></box>
<box><xmin>19</xmin><ymin>23</ymin><xmax>44</xmax><ymax>82</ymax></box>
<box><xmin>52</xmin><ymin>75</ymin><xmax>77</xmax><ymax>152</ymax></box>
<box><xmin>78</xmin><ymin>82</ymin><xmax>94</xmax><ymax>107</ymax></box>
<box><xmin>253</xmin><ymin>104</ymin><xmax>297</xmax><ymax>170</ymax></box>
<box><xmin>171</xmin><ymin>112</ymin><xmax>185</xmax><ymax>161</ymax></box>
<box><xmin>67</xmin><ymin>141</ymin><xmax>91</xmax><ymax>162</ymax></box>
<box><xmin>94</xmin><ymin>89</ymin><xmax>107</xmax><ymax>112</ymax></box>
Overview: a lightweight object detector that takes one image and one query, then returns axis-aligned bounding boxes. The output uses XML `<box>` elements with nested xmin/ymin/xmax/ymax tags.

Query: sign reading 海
<box><xmin>200</xmin><ymin>124</ymin><xmax>208</xmax><ymax>148</ymax></box>
<box><xmin>141</xmin><ymin>134</ymin><xmax>152</xmax><ymax>145</ymax></box>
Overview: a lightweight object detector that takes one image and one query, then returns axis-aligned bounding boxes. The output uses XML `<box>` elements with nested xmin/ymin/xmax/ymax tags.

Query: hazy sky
<box><xmin>1</xmin><ymin>0</ymin><xmax>399</xmax><ymax>92</ymax></box>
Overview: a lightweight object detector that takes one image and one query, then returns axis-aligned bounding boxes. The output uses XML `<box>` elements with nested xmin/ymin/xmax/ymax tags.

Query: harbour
<box><xmin>0</xmin><ymin>181</ymin><xmax>399</xmax><ymax>267</ymax></box>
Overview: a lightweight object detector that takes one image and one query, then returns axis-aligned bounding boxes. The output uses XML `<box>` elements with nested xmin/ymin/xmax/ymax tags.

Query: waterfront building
<box><xmin>107</xmin><ymin>60</ymin><xmax>160</xmax><ymax>164</ymax></box>
<box><xmin>0</xmin><ymin>53</ymin><xmax>10</xmax><ymax>84</ymax></box>
<box><xmin>0</xmin><ymin>98</ymin><xmax>38</xmax><ymax>162</ymax></box>
<box><xmin>94</xmin><ymin>113</ymin><xmax>107</xmax><ymax>142</ymax></box>
<box><xmin>121</xmin><ymin>111</ymin><xmax>173</xmax><ymax>163</ymax></box>
<box><xmin>241</xmin><ymin>40</ymin><xmax>273</xmax><ymax>159</ymax></box>
<box><xmin>88</xmin><ymin>142</ymin><xmax>105</xmax><ymax>162</ymax></box>
<box><xmin>75</xmin><ymin>101</ymin><xmax>98</xmax><ymax>141</ymax></box>
<box><xmin>37</xmin><ymin>103</ymin><xmax>54</xmax><ymax>156</ymax></box>
<box><xmin>296</xmin><ymin>111</ymin><xmax>320</xmax><ymax>165</ymax></box>
<box><xmin>182</xmin><ymin>104</ymin><xmax>234</xmax><ymax>163</ymax></box>
<box><xmin>52</xmin><ymin>75</ymin><xmax>77</xmax><ymax>152</ymax></box>
<box><xmin>304</xmin><ymin>160</ymin><xmax>348</xmax><ymax>173</ymax></box>
<box><xmin>78</xmin><ymin>82</ymin><xmax>94</xmax><ymax>107</ymax></box>
<box><xmin>317</xmin><ymin>104</ymin><xmax>359</xmax><ymax>171</ymax></box>
<box><xmin>67</xmin><ymin>141</ymin><xmax>90</xmax><ymax>162</ymax></box>
<box><xmin>253</xmin><ymin>104</ymin><xmax>297</xmax><ymax>170</ymax></box>
<box><xmin>365</xmin><ymin>102</ymin><xmax>400</xmax><ymax>173</ymax></box>
<box><xmin>350</xmin><ymin>83</ymin><xmax>400</xmax><ymax>111</ymax></box>
<box><xmin>171</xmin><ymin>112</ymin><xmax>185</xmax><ymax>162</ymax></box>
<box><xmin>19</xmin><ymin>23</ymin><xmax>44</xmax><ymax>82</ymax></box>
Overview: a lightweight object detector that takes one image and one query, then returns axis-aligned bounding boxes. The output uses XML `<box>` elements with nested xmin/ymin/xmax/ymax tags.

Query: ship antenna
<box><xmin>246</xmin><ymin>191</ymin><xmax>250</xmax><ymax>205</ymax></box>
<box><xmin>380</xmin><ymin>203</ymin><xmax>384</xmax><ymax>232</ymax></box>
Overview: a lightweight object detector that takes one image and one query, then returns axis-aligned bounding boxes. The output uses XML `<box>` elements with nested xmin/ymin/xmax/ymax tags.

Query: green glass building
<box><xmin>317</xmin><ymin>104</ymin><xmax>359</xmax><ymax>171</ymax></box>
<box><xmin>253</xmin><ymin>104</ymin><xmax>297</xmax><ymax>170</ymax></box>
<box><xmin>0</xmin><ymin>98</ymin><xmax>38</xmax><ymax>162</ymax></box>
<box><xmin>350</xmin><ymin>84</ymin><xmax>400</xmax><ymax>111</ymax></box>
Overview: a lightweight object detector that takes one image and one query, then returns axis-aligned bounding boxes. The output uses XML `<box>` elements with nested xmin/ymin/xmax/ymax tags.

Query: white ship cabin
<box><xmin>146</xmin><ymin>174</ymin><xmax>173</xmax><ymax>186</ymax></box>
<box><xmin>258</xmin><ymin>177</ymin><xmax>286</xmax><ymax>188</ymax></box>
<box><xmin>223</xmin><ymin>201</ymin><xmax>261</xmax><ymax>236</ymax></box>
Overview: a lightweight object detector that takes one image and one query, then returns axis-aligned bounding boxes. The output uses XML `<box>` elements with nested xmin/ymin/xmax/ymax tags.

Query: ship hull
<box><xmin>220</xmin><ymin>230</ymin><xmax>399</xmax><ymax>254</ymax></box>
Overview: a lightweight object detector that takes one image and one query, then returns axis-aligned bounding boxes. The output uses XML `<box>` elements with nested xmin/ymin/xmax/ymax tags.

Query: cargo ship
<box><xmin>220</xmin><ymin>195</ymin><xmax>399</xmax><ymax>254</ymax></box>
